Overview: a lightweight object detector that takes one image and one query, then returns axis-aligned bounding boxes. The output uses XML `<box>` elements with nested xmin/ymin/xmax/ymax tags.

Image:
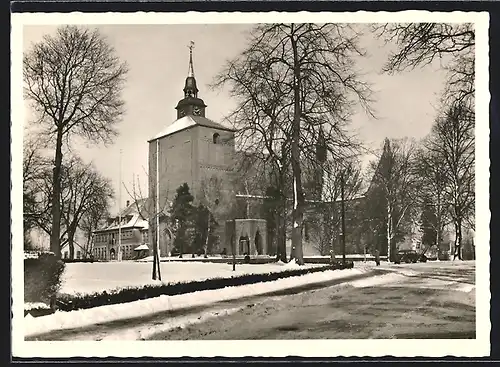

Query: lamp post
<box><xmin>118</xmin><ymin>149</ymin><xmax>122</xmax><ymax>262</ymax></box>
<box><xmin>340</xmin><ymin>170</ymin><xmax>346</xmax><ymax>265</ymax></box>
<box><xmin>232</xmin><ymin>235</ymin><xmax>236</xmax><ymax>272</ymax></box>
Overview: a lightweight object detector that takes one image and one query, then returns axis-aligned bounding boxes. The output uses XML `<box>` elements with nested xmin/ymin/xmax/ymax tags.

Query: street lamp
<box><xmin>340</xmin><ymin>170</ymin><xmax>346</xmax><ymax>265</ymax></box>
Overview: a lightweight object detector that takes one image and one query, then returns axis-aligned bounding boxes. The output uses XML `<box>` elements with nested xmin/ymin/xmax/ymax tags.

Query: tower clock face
<box><xmin>193</xmin><ymin>106</ymin><xmax>201</xmax><ymax>116</ymax></box>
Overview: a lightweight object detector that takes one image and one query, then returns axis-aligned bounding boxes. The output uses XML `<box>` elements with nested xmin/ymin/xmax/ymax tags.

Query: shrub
<box><xmin>56</xmin><ymin>264</ymin><xmax>339</xmax><ymax>312</ymax></box>
<box><xmin>343</xmin><ymin>260</ymin><xmax>354</xmax><ymax>269</ymax></box>
<box><xmin>24</xmin><ymin>253</ymin><xmax>66</xmax><ymax>305</ymax></box>
<box><xmin>24</xmin><ymin>306</ymin><xmax>54</xmax><ymax>318</ymax></box>
<box><xmin>330</xmin><ymin>260</ymin><xmax>354</xmax><ymax>270</ymax></box>
<box><xmin>62</xmin><ymin>258</ymin><xmax>94</xmax><ymax>263</ymax></box>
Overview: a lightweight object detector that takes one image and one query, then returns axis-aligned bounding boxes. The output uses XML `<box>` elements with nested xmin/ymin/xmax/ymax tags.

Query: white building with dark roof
<box><xmin>92</xmin><ymin>199</ymin><xmax>152</xmax><ymax>260</ymax></box>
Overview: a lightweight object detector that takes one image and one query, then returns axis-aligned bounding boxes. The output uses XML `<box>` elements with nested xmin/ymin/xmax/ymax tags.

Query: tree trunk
<box><xmin>290</xmin><ymin>33</ymin><xmax>304</xmax><ymax>266</ymax></box>
<box><xmin>435</xmin><ymin>227</ymin><xmax>441</xmax><ymax>261</ymax></box>
<box><xmin>274</xmin><ymin>213</ymin><xmax>281</xmax><ymax>262</ymax></box>
<box><xmin>330</xmin><ymin>229</ymin><xmax>336</xmax><ymax>258</ymax></box>
<box><xmin>435</xmin><ymin>196</ymin><xmax>441</xmax><ymax>261</ymax></box>
<box><xmin>386</xmin><ymin>202</ymin><xmax>392</xmax><ymax>263</ymax></box>
<box><xmin>85</xmin><ymin>233</ymin><xmax>92</xmax><ymax>258</ymax></box>
<box><xmin>86</xmin><ymin>231</ymin><xmax>94</xmax><ymax>259</ymax></box>
<box><xmin>68</xmin><ymin>237</ymin><xmax>75</xmax><ymax>260</ymax></box>
<box><xmin>50</xmin><ymin>129</ymin><xmax>64</xmax><ymax>258</ymax></box>
<box><xmin>453</xmin><ymin>221</ymin><xmax>459</xmax><ymax>260</ymax></box>
<box><xmin>340</xmin><ymin>174</ymin><xmax>346</xmax><ymax>264</ymax></box>
<box><xmin>156</xmin><ymin>243</ymin><xmax>162</xmax><ymax>280</ymax></box>
<box><xmin>435</xmin><ymin>208</ymin><xmax>441</xmax><ymax>261</ymax></box>
<box><xmin>276</xmin><ymin>202</ymin><xmax>287</xmax><ymax>262</ymax></box>
<box><xmin>204</xmin><ymin>212</ymin><xmax>210</xmax><ymax>258</ymax></box>
<box><xmin>457</xmin><ymin>221</ymin><xmax>463</xmax><ymax>260</ymax></box>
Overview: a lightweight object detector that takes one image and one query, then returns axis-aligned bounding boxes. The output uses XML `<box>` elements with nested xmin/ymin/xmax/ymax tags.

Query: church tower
<box><xmin>148</xmin><ymin>42</ymin><xmax>236</xmax><ymax>256</ymax></box>
<box><xmin>175</xmin><ymin>41</ymin><xmax>207</xmax><ymax>119</ymax></box>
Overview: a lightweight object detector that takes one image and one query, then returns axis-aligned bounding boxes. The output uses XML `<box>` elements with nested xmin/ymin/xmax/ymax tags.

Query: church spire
<box><xmin>175</xmin><ymin>41</ymin><xmax>207</xmax><ymax>119</ymax></box>
<box><xmin>188</xmin><ymin>41</ymin><xmax>195</xmax><ymax>77</ymax></box>
<box><xmin>183</xmin><ymin>41</ymin><xmax>198</xmax><ymax>98</ymax></box>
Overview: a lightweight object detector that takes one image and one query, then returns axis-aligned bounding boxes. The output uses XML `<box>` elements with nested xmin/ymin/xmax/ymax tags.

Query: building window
<box><xmin>77</xmin><ymin>251</ymin><xmax>81</xmax><ymax>259</ymax></box>
<box><xmin>64</xmin><ymin>252</ymin><xmax>68</xmax><ymax>259</ymax></box>
<box><xmin>213</xmin><ymin>133</ymin><xmax>220</xmax><ymax>144</ymax></box>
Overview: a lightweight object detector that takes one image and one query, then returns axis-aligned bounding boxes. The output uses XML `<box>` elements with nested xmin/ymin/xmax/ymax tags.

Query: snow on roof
<box><xmin>134</xmin><ymin>244</ymin><xmax>150</xmax><ymax>251</ymax></box>
<box><xmin>94</xmin><ymin>213</ymin><xmax>149</xmax><ymax>233</ymax></box>
<box><xmin>149</xmin><ymin>115</ymin><xmax>235</xmax><ymax>141</ymax></box>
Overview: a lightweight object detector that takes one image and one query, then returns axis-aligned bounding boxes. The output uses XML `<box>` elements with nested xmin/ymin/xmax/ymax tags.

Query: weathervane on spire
<box><xmin>188</xmin><ymin>41</ymin><xmax>195</xmax><ymax>77</ymax></box>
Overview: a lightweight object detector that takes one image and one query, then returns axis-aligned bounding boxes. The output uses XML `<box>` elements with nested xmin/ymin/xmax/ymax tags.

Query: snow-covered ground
<box><xmin>25</xmin><ymin>302</ymin><xmax>52</xmax><ymax>311</ymax></box>
<box><xmin>25</xmin><ymin>266</ymin><xmax>374</xmax><ymax>338</ymax></box>
<box><xmin>59</xmin><ymin>260</ymin><xmax>323</xmax><ymax>295</ymax></box>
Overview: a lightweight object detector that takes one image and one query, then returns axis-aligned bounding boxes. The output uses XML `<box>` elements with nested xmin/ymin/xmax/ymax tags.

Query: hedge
<box><xmin>24</xmin><ymin>253</ymin><xmax>66</xmax><ymax>305</ymax></box>
<box><xmin>24</xmin><ymin>307</ymin><xmax>54</xmax><ymax>318</ymax></box>
<box><xmin>62</xmin><ymin>258</ymin><xmax>95</xmax><ymax>263</ymax></box>
<box><xmin>56</xmin><ymin>261</ymin><xmax>355</xmax><ymax>312</ymax></box>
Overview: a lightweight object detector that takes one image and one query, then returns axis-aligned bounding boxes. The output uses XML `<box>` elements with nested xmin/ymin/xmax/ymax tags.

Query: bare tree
<box><xmin>374</xmin><ymin>22</ymin><xmax>475</xmax><ymax>106</ymax></box>
<box><xmin>124</xmin><ymin>171</ymin><xmax>172</xmax><ymax>280</ymax></box>
<box><xmin>235</xmin><ymin>149</ymin><xmax>291</xmax><ymax>262</ymax></box>
<box><xmin>374</xmin><ymin>22</ymin><xmax>475</xmax><ymax>260</ymax></box>
<box><xmin>368</xmin><ymin>138</ymin><xmax>421</xmax><ymax>262</ymax></box>
<box><xmin>427</xmin><ymin>104</ymin><xmax>475</xmax><ymax>260</ymax></box>
<box><xmin>79</xmin><ymin>175</ymin><xmax>114</xmax><ymax>258</ymax></box>
<box><xmin>23</xmin><ymin>25</ymin><xmax>128</xmax><ymax>258</ymax></box>
<box><xmin>310</xmin><ymin>158</ymin><xmax>363</xmax><ymax>256</ymax></box>
<box><xmin>213</xmin><ymin>23</ymin><xmax>374</xmax><ymax>264</ymax></box>
<box><xmin>23</xmin><ymin>136</ymin><xmax>51</xmax><ymax>249</ymax></box>
<box><xmin>414</xmin><ymin>143</ymin><xmax>451</xmax><ymax>256</ymax></box>
<box><xmin>198</xmin><ymin>175</ymin><xmax>238</xmax><ymax>256</ymax></box>
<box><xmin>24</xmin><ymin>152</ymin><xmax>115</xmax><ymax>258</ymax></box>
<box><xmin>24</xmin><ymin>152</ymin><xmax>62</xmax><ymax>242</ymax></box>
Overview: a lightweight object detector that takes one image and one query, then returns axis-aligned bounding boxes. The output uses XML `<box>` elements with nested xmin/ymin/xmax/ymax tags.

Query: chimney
<box><xmin>126</xmin><ymin>200</ymin><xmax>130</xmax><ymax>207</ymax></box>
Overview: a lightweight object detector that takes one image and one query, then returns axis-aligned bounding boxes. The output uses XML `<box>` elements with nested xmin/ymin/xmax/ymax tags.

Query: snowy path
<box><xmin>147</xmin><ymin>261</ymin><xmax>476</xmax><ymax>341</ymax></box>
<box><xmin>25</xmin><ymin>265</ymin><xmax>381</xmax><ymax>340</ymax></box>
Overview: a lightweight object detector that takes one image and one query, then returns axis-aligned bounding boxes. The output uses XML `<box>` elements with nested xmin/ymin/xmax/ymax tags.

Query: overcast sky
<box><xmin>23</xmin><ymin>24</ymin><xmax>449</xmax><ymax>214</ymax></box>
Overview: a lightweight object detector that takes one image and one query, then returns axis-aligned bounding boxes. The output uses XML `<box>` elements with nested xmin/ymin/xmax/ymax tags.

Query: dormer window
<box><xmin>213</xmin><ymin>133</ymin><xmax>220</xmax><ymax>144</ymax></box>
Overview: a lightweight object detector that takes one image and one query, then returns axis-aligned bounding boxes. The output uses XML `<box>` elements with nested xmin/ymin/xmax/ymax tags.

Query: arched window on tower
<box><xmin>213</xmin><ymin>133</ymin><xmax>220</xmax><ymax>144</ymax></box>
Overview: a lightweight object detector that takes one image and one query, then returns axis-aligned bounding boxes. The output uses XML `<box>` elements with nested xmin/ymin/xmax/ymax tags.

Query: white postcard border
<box><xmin>11</xmin><ymin>10</ymin><xmax>490</xmax><ymax>358</ymax></box>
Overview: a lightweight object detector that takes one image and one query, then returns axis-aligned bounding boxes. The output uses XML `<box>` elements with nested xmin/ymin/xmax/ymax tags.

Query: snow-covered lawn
<box><xmin>25</xmin><ymin>302</ymin><xmax>52</xmax><ymax>311</ymax></box>
<box><xmin>59</xmin><ymin>260</ymin><xmax>324</xmax><ymax>295</ymax></box>
<box><xmin>25</xmin><ymin>266</ymin><xmax>373</xmax><ymax>338</ymax></box>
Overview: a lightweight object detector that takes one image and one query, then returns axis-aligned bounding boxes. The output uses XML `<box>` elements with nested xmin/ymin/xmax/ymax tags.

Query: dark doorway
<box><xmin>109</xmin><ymin>248</ymin><xmax>116</xmax><ymax>260</ymax></box>
<box><xmin>229</xmin><ymin>234</ymin><xmax>234</xmax><ymax>256</ymax></box>
<box><xmin>255</xmin><ymin>231</ymin><xmax>263</xmax><ymax>255</ymax></box>
<box><xmin>239</xmin><ymin>235</ymin><xmax>250</xmax><ymax>255</ymax></box>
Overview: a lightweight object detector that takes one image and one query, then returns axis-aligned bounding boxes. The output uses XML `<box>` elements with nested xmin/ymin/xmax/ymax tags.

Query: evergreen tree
<box><xmin>170</xmin><ymin>183</ymin><xmax>194</xmax><ymax>258</ymax></box>
<box><xmin>420</xmin><ymin>197</ymin><xmax>438</xmax><ymax>249</ymax></box>
<box><xmin>192</xmin><ymin>204</ymin><xmax>218</xmax><ymax>257</ymax></box>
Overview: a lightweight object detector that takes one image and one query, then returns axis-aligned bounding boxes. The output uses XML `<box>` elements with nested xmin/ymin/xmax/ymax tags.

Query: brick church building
<box><xmin>148</xmin><ymin>45</ymin><xmax>247</xmax><ymax>257</ymax></box>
